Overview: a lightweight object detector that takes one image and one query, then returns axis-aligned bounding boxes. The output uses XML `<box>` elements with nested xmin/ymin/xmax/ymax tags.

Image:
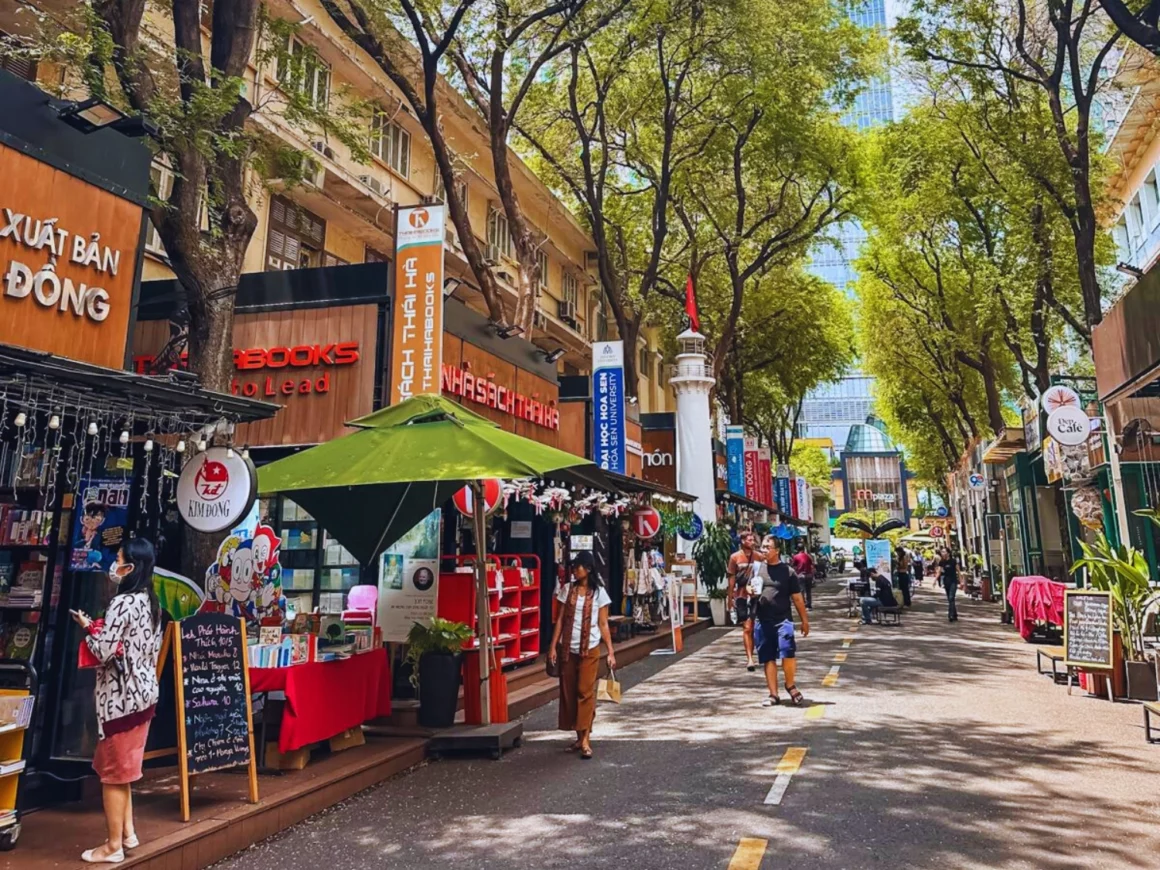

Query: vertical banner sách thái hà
<box><xmin>390</xmin><ymin>205</ymin><xmax>445</xmax><ymax>405</ymax></box>
<box><xmin>593</xmin><ymin>341</ymin><xmax>626</xmax><ymax>474</ymax></box>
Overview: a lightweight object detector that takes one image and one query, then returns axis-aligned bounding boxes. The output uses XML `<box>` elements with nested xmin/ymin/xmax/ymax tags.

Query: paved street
<box><xmin>217</xmin><ymin>580</ymin><xmax>1160</xmax><ymax>870</ymax></box>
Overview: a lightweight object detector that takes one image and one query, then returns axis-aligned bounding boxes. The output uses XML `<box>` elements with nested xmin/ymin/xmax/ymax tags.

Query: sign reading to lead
<box><xmin>390</xmin><ymin>205</ymin><xmax>445</xmax><ymax>405</ymax></box>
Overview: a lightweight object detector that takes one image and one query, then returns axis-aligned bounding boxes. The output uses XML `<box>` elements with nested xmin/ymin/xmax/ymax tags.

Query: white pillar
<box><xmin>671</xmin><ymin>329</ymin><xmax>717</xmax><ymax>555</ymax></box>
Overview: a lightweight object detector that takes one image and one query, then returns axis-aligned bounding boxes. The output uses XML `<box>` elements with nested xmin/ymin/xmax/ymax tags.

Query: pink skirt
<box><xmin>93</xmin><ymin>720</ymin><xmax>151</xmax><ymax>785</ymax></box>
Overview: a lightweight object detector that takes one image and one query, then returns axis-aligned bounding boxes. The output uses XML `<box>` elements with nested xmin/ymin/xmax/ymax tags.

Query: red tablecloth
<box><xmin>251</xmin><ymin>647</ymin><xmax>391</xmax><ymax>752</ymax></box>
<box><xmin>1006</xmin><ymin>575</ymin><xmax>1066</xmax><ymax>640</ymax></box>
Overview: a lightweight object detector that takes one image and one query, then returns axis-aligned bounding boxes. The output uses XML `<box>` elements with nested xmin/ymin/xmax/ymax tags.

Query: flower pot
<box><xmin>417</xmin><ymin>651</ymin><xmax>463</xmax><ymax>728</ymax></box>
<box><xmin>1124</xmin><ymin>659</ymin><xmax>1158</xmax><ymax>702</ymax></box>
<box><xmin>709</xmin><ymin>597</ymin><xmax>727</xmax><ymax>626</ymax></box>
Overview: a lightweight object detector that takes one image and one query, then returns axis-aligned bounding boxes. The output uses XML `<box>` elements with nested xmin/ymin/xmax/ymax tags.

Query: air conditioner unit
<box><xmin>557</xmin><ymin>300</ymin><xmax>577</xmax><ymax>325</ymax></box>
<box><xmin>485</xmin><ymin>244</ymin><xmax>502</xmax><ymax>266</ymax></box>
<box><xmin>311</xmin><ymin>140</ymin><xmax>336</xmax><ymax>160</ymax></box>
<box><xmin>495</xmin><ymin>266</ymin><xmax>515</xmax><ymax>284</ymax></box>
<box><xmin>302</xmin><ymin>156</ymin><xmax>325</xmax><ymax>188</ymax></box>
<box><xmin>445</xmin><ymin>227</ymin><xmax>463</xmax><ymax>253</ymax></box>
<box><xmin>358</xmin><ymin>175</ymin><xmax>388</xmax><ymax>198</ymax></box>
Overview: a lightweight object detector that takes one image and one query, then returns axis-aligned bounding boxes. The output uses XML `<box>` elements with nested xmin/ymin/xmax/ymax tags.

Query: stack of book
<box><xmin>1</xmin><ymin>561</ymin><xmax>44</xmax><ymax>609</ymax></box>
<box><xmin>0</xmin><ymin>505</ymin><xmax>52</xmax><ymax>546</ymax></box>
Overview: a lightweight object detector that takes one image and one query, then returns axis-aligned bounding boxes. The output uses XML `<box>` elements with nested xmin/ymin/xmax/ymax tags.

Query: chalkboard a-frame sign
<box><xmin>1063</xmin><ymin>589</ymin><xmax>1114</xmax><ymax>671</ymax></box>
<box><xmin>170</xmin><ymin>613</ymin><xmax>259</xmax><ymax>821</ymax></box>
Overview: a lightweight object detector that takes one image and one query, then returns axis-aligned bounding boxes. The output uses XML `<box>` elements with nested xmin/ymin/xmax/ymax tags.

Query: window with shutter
<box><xmin>0</xmin><ymin>32</ymin><xmax>37</xmax><ymax>82</ymax></box>
<box><xmin>266</xmin><ymin>195</ymin><xmax>324</xmax><ymax>271</ymax></box>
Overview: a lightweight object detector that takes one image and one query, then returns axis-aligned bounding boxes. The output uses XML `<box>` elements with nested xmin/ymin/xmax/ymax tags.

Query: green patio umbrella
<box><xmin>256</xmin><ymin>393</ymin><xmax>599</xmax><ymax>725</ymax></box>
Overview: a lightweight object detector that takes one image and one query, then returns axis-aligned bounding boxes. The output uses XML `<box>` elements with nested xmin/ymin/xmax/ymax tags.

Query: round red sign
<box><xmin>452</xmin><ymin>479</ymin><xmax>503</xmax><ymax>517</ymax></box>
<box><xmin>632</xmin><ymin>506</ymin><xmax>662</xmax><ymax>540</ymax></box>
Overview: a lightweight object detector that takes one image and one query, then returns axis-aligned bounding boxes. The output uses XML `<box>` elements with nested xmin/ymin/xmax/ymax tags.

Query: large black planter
<box><xmin>418</xmin><ymin>651</ymin><xmax>463</xmax><ymax>728</ymax></box>
<box><xmin>1125</xmin><ymin>659</ymin><xmax>1158</xmax><ymax>702</ymax></box>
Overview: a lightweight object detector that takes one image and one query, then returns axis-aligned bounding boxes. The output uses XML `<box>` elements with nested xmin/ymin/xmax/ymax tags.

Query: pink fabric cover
<box><xmin>1007</xmin><ymin>575</ymin><xmax>1067</xmax><ymax>640</ymax></box>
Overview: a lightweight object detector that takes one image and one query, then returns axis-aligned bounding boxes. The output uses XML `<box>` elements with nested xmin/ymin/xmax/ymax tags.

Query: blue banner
<box><xmin>593</xmin><ymin>341</ymin><xmax>626</xmax><ymax>474</ymax></box>
<box><xmin>726</xmin><ymin>425</ymin><xmax>746</xmax><ymax>495</ymax></box>
<box><xmin>774</xmin><ymin>476</ymin><xmax>792</xmax><ymax>517</ymax></box>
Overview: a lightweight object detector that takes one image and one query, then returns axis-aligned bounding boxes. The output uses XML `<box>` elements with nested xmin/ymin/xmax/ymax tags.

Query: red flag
<box><xmin>685</xmin><ymin>274</ymin><xmax>700</xmax><ymax>332</ymax></box>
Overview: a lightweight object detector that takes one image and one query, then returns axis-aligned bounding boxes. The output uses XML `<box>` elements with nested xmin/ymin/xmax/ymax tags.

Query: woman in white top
<box><xmin>548</xmin><ymin>550</ymin><xmax>616</xmax><ymax>760</ymax></box>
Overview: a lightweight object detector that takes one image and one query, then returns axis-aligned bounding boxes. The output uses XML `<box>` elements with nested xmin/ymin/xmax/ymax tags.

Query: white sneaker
<box><xmin>124</xmin><ymin>834</ymin><xmax>140</xmax><ymax>850</ymax></box>
<box><xmin>81</xmin><ymin>847</ymin><xmax>125</xmax><ymax>864</ymax></box>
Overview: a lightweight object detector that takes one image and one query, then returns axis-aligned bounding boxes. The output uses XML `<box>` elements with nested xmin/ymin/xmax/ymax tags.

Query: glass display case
<box><xmin>264</xmin><ymin>496</ymin><xmax>361</xmax><ymax>615</ymax></box>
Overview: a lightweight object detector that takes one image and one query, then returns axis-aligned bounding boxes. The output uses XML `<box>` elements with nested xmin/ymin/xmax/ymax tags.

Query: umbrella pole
<box><xmin>471</xmin><ymin>481</ymin><xmax>493</xmax><ymax>727</ymax></box>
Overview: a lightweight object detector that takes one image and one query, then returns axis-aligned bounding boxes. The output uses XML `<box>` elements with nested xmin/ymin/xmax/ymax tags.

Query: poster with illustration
<box><xmin>378</xmin><ymin>509</ymin><xmax>442</xmax><ymax>642</ymax></box>
<box><xmin>199</xmin><ymin>522</ymin><xmax>285</xmax><ymax>624</ymax></box>
<box><xmin>865</xmin><ymin>538</ymin><xmax>892</xmax><ymax>578</ymax></box>
<box><xmin>69</xmin><ymin>478</ymin><xmax>130</xmax><ymax>572</ymax></box>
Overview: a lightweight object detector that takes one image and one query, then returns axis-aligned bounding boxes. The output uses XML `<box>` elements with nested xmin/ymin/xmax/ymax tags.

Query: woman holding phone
<box><xmin>71</xmin><ymin>538</ymin><xmax>163</xmax><ymax>864</ymax></box>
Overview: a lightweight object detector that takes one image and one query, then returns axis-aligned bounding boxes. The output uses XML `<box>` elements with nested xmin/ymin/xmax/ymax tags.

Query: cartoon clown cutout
<box><xmin>200</xmin><ymin>522</ymin><xmax>285</xmax><ymax>623</ymax></box>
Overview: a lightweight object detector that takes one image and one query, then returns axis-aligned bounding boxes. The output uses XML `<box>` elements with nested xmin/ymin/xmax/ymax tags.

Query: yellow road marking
<box><xmin>728</xmin><ymin>838</ymin><xmax>768</xmax><ymax>870</ymax></box>
<box><xmin>841</xmin><ymin>636</ymin><xmax>853</xmax><ymax>645</ymax></box>
<box><xmin>776</xmin><ymin>746</ymin><xmax>808</xmax><ymax>775</ymax></box>
<box><xmin>822</xmin><ymin>673</ymin><xmax>839</xmax><ymax>687</ymax></box>
<box><xmin>833</xmin><ymin>652</ymin><xmax>847</xmax><ymax>663</ymax></box>
<box><xmin>805</xmin><ymin>704</ymin><xmax>825</xmax><ymax>720</ymax></box>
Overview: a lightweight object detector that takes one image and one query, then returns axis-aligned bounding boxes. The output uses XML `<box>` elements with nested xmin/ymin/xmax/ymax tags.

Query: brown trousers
<box><xmin>558</xmin><ymin>648</ymin><xmax>602</xmax><ymax>732</ymax></box>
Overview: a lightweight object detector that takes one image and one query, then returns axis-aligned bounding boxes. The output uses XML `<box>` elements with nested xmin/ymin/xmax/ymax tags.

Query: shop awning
<box><xmin>715</xmin><ymin>489</ymin><xmax>818</xmax><ymax>527</ymax></box>
<box><xmin>982</xmin><ymin>426</ymin><xmax>1026</xmax><ymax>465</ymax></box>
<box><xmin>598</xmin><ymin>471</ymin><xmax>696</xmax><ymax>507</ymax></box>
<box><xmin>0</xmin><ymin>342</ymin><xmax>278</xmax><ymax>425</ymax></box>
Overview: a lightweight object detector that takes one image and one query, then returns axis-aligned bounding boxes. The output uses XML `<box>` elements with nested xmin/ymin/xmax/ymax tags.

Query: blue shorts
<box><xmin>755</xmin><ymin>619</ymin><xmax>796</xmax><ymax>663</ymax></box>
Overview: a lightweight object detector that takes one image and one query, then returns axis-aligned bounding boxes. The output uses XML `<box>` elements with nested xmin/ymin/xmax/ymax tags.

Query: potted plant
<box><xmin>693</xmin><ymin>521</ymin><xmax>733</xmax><ymax>626</ymax></box>
<box><xmin>1073</xmin><ymin>533</ymin><xmax>1159</xmax><ymax>701</ymax></box>
<box><xmin>406</xmin><ymin>617</ymin><xmax>474</xmax><ymax>728</ymax></box>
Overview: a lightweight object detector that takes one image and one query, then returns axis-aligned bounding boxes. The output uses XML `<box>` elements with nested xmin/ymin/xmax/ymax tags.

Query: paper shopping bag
<box><xmin>596</xmin><ymin>670</ymin><xmax>622</xmax><ymax>703</ymax></box>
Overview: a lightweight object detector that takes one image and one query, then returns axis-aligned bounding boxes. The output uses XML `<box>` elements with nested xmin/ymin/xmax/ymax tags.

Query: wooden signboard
<box><xmin>171</xmin><ymin>614</ymin><xmax>259</xmax><ymax>820</ymax></box>
<box><xmin>1063</xmin><ymin>589</ymin><xmax>1113</xmax><ymax>671</ymax></box>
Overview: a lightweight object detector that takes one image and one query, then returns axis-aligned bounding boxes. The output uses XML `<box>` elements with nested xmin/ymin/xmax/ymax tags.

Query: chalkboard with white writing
<box><xmin>1064</xmin><ymin>590</ymin><xmax>1113</xmax><ymax>670</ymax></box>
<box><xmin>176</xmin><ymin>613</ymin><xmax>253</xmax><ymax>776</ymax></box>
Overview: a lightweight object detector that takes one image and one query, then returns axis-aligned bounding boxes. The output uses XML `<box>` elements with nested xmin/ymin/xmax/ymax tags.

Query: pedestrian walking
<box><xmin>71</xmin><ymin>538</ymin><xmax>163</xmax><ymax>864</ymax></box>
<box><xmin>754</xmin><ymin>540</ymin><xmax>810</xmax><ymax>706</ymax></box>
<box><xmin>727</xmin><ymin>530</ymin><xmax>765</xmax><ymax>672</ymax></box>
<box><xmin>894</xmin><ymin>545</ymin><xmax>912</xmax><ymax>607</ymax></box>
<box><xmin>791</xmin><ymin>542</ymin><xmax>816</xmax><ymax>610</ymax></box>
<box><xmin>936</xmin><ymin>546</ymin><xmax>960</xmax><ymax>622</ymax></box>
<box><xmin>549</xmin><ymin>551</ymin><xmax>616</xmax><ymax>760</ymax></box>
<box><xmin>912</xmin><ymin>549</ymin><xmax>924</xmax><ymax>588</ymax></box>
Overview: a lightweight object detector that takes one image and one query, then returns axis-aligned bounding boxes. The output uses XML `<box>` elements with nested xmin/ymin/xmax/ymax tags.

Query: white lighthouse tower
<box><xmin>670</xmin><ymin>328</ymin><xmax>717</xmax><ymax>553</ymax></box>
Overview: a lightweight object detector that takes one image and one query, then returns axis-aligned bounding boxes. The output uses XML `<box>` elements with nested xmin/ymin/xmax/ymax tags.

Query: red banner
<box><xmin>757</xmin><ymin>448</ymin><xmax>773</xmax><ymax>509</ymax></box>
<box><xmin>743</xmin><ymin>436</ymin><xmax>759</xmax><ymax>503</ymax></box>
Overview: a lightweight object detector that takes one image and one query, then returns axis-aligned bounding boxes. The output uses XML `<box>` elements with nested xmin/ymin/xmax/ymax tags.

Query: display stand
<box><xmin>437</xmin><ymin>554</ymin><xmax>541</xmax><ymax>667</ymax></box>
<box><xmin>0</xmin><ymin>677</ymin><xmax>33</xmax><ymax>851</ymax></box>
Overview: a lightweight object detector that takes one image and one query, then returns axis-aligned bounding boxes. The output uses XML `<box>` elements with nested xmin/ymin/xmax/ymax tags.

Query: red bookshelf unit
<box><xmin>437</xmin><ymin>554</ymin><xmax>541</xmax><ymax>668</ymax></box>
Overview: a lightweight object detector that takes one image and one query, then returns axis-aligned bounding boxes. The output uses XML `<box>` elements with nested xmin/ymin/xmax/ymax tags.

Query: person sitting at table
<box><xmin>860</xmin><ymin>568</ymin><xmax>899</xmax><ymax>624</ymax></box>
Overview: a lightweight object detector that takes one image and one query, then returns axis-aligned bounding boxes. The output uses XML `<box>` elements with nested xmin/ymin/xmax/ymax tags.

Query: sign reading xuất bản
<box><xmin>390</xmin><ymin>205</ymin><xmax>445</xmax><ymax>405</ymax></box>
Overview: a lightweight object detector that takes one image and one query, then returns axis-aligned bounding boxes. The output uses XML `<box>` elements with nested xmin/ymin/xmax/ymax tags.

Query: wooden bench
<box><xmin>874</xmin><ymin>606</ymin><xmax>902</xmax><ymax>626</ymax></box>
<box><xmin>1145</xmin><ymin>702</ymin><xmax>1160</xmax><ymax>743</ymax></box>
<box><xmin>1035</xmin><ymin>646</ymin><xmax>1067</xmax><ymax>683</ymax></box>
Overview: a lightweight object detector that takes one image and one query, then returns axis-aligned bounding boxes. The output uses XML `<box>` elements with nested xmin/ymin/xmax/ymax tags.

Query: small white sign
<box><xmin>510</xmin><ymin>520</ymin><xmax>533</xmax><ymax>538</ymax></box>
<box><xmin>1046</xmin><ymin>405</ymin><xmax>1091</xmax><ymax>447</ymax></box>
<box><xmin>176</xmin><ymin>448</ymin><xmax>257</xmax><ymax>534</ymax></box>
<box><xmin>570</xmin><ymin>535</ymin><xmax>594</xmax><ymax>551</ymax></box>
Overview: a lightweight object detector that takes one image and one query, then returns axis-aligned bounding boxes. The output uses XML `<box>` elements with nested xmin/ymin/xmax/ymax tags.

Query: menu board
<box><xmin>1063</xmin><ymin>589</ymin><xmax>1113</xmax><ymax>670</ymax></box>
<box><xmin>172</xmin><ymin>613</ymin><xmax>258</xmax><ymax>820</ymax></box>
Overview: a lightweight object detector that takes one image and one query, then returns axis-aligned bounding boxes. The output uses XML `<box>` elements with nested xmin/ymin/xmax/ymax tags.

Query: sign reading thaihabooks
<box><xmin>390</xmin><ymin>205</ymin><xmax>445</xmax><ymax>405</ymax></box>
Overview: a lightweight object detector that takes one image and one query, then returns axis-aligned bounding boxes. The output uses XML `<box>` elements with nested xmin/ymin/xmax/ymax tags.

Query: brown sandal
<box><xmin>580</xmin><ymin>747</ymin><xmax>593</xmax><ymax>760</ymax></box>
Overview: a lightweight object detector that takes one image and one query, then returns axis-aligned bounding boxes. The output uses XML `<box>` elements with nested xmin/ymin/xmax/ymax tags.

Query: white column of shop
<box><xmin>670</xmin><ymin>329</ymin><xmax>717</xmax><ymax>557</ymax></box>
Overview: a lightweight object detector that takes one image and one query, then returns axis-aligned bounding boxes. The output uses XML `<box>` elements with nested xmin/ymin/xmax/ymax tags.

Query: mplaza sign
<box><xmin>441</xmin><ymin>363</ymin><xmax>560</xmax><ymax>431</ymax></box>
<box><xmin>133</xmin><ymin>342</ymin><xmax>361</xmax><ymax>398</ymax></box>
<box><xmin>853</xmin><ymin>489</ymin><xmax>896</xmax><ymax>504</ymax></box>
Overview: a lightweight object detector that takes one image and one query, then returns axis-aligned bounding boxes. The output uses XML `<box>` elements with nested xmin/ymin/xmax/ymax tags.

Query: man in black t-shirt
<box><xmin>936</xmin><ymin>547</ymin><xmax>960</xmax><ymax>622</ymax></box>
<box><xmin>859</xmin><ymin>568</ymin><xmax>898</xmax><ymax>623</ymax></box>
<box><xmin>754</xmin><ymin>540</ymin><xmax>810</xmax><ymax>707</ymax></box>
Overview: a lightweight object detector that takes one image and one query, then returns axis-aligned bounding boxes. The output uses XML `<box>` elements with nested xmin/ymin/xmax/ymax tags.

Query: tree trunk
<box><xmin>1074</xmin><ymin>202</ymin><xmax>1103</xmax><ymax>335</ymax></box>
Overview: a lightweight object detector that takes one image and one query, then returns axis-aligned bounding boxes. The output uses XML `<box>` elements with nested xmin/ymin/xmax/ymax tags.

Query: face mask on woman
<box><xmin>109</xmin><ymin>562</ymin><xmax>133</xmax><ymax>585</ymax></box>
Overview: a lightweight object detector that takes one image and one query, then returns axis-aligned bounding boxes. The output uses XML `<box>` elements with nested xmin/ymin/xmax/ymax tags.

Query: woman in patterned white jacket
<box><xmin>72</xmin><ymin>538</ymin><xmax>163</xmax><ymax>864</ymax></box>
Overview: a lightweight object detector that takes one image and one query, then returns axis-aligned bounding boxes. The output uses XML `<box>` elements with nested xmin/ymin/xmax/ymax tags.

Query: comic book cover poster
<box><xmin>199</xmin><ymin>522</ymin><xmax>286</xmax><ymax>624</ymax></box>
<box><xmin>69</xmin><ymin>478</ymin><xmax>130</xmax><ymax>572</ymax></box>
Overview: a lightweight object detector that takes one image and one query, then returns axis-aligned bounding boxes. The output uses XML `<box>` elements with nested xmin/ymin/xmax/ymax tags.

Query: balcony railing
<box><xmin>670</xmin><ymin>360</ymin><xmax>713</xmax><ymax>380</ymax></box>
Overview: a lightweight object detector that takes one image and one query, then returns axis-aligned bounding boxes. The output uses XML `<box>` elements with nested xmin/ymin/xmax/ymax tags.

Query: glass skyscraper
<box><xmin>799</xmin><ymin>0</ymin><xmax>898</xmax><ymax>451</ymax></box>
